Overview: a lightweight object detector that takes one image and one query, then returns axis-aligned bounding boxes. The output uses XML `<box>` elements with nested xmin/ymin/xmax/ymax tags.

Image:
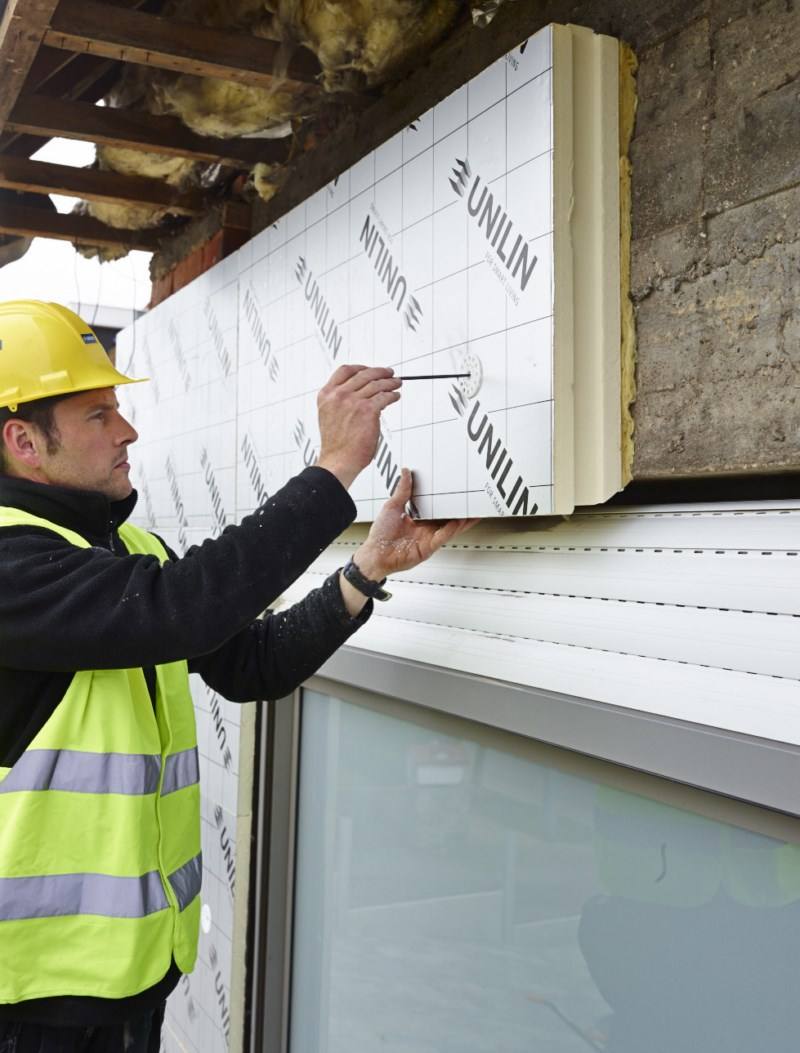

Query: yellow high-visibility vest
<box><xmin>0</xmin><ymin>507</ymin><xmax>201</xmax><ymax>1004</ymax></box>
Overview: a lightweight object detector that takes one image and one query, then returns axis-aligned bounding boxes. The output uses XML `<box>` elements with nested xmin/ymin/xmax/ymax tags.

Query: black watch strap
<box><xmin>342</xmin><ymin>557</ymin><xmax>392</xmax><ymax>601</ymax></box>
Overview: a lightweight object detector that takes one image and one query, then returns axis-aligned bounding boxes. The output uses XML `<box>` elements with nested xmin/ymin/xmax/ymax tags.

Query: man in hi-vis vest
<box><xmin>0</xmin><ymin>301</ymin><xmax>473</xmax><ymax>1053</ymax></box>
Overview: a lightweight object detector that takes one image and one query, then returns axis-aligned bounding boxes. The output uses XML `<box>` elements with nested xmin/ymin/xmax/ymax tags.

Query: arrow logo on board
<box><xmin>449</xmin><ymin>158</ymin><xmax>471</xmax><ymax>198</ymax></box>
<box><xmin>404</xmin><ymin>295</ymin><xmax>422</xmax><ymax>332</ymax></box>
<box><xmin>449</xmin><ymin>384</ymin><xmax>467</xmax><ymax>417</ymax></box>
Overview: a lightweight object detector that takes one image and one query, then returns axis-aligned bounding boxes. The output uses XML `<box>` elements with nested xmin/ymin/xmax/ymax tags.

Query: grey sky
<box><xmin>0</xmin><ymin>139</ymin><xmax>152</xmax><ymax>317</ymax></box>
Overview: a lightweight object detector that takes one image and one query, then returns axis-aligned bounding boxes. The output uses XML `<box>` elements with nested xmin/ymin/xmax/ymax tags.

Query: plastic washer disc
<box><xmin>457</xmin><ymin>353</ymin><xmax>483</xmax><ymax>399</ymax></box>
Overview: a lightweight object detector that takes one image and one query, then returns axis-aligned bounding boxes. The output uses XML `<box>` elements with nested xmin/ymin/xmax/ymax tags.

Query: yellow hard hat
<box><xmin>0</xmin><ymin>300</ymin><xmax>147</xmax><ymax>412</ymax></box>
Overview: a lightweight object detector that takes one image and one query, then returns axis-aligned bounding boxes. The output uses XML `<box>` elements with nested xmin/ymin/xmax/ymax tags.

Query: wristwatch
<box><xmin>342</xmin><ymin>557</ymin><xmax>392</xmax><ymax>601</ymax></box>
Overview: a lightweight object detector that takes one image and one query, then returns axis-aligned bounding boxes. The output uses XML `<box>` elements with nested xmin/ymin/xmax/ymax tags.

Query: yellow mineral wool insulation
<box><xmin>97</xmin><ymin>145</ymin><xmax>197</xmax><ymax>187</ymax></box>
<box><xmin>619</xmin><ymin>42</ymin><xmax>637</xmax><ymax>486</ymax></box>
<box><xmin>154</xmin><ymin>76</ymin><xmax>298</xmax><ymax>138</ymax></box>
<box><xmin>248</xmin><ymin>162</ymin><xmax>282</xmax><ymax>202</ymax></box>
<box><xmin>75</xmin><ymin>243</ymin><xmax>129</xmax><ymax>262</ymax></box>
<box><xmin>87</xmin><ymin>199</ymin><xmax>170</xmax><ymax>231</ymax></box>
<box><xmin>277</xmin><ymin>0</ymin><xmax>460</xmax><ymax>88</ymax></box>
<box><xmin>86</xmin><ymin>146</ymin><xmax>199</xmax><ymax>232</ymax></box>
<box><xmin>71</xmin><ymin>203</ymin><xmax>130</xmax><ymax>263</ymax></box>
<box><xmin>470</xmin><ymin>0</ymin><xmax>507</xmax><ymax>27</ymax></box>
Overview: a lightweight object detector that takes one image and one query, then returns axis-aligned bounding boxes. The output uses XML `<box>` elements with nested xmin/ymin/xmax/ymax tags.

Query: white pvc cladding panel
<box><xmin>283</xmin><ymin>502</ymin><xmax>800</xmax><ymax>747</ymax></box>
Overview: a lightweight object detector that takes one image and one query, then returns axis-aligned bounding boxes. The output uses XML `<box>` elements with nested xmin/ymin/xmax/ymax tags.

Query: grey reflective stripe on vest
<box><xmin>169</xmin><ymin>853</ymin><xmax>202</xmax><ymax>911</ymax></box>
<box><xmin>162</xmin><ymin>747</ymin><xmax>200</xmax><ymax>796</ymax></box>
<box><xmin>0</xmin><ymin>870</ymin><xmax>169</xmax><ymax>921</ymax></box>
<box><xmin>0</xmin><ymin>750</ymin><xmax>161</xmax><ymax>796</ymax></box>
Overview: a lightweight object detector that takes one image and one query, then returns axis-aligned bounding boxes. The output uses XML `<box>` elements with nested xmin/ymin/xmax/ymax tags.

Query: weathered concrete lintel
<box><xmin>636</xmin><ymin>462</ymin><xmax>800</xmax><ymax>482</ymax></box>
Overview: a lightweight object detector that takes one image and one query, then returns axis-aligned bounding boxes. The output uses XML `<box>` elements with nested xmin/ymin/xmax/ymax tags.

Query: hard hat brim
<box><xmin>0</xmin><ymin>374</ymin><xmax>149</xmax><ymax>413</ymax></box>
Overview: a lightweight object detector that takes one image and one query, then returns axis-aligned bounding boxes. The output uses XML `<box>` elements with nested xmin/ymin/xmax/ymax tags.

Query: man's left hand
<box><xmin>338</xmin><ymin>469</ymin><xmax>477</xmax><ymax>615</ymax></box>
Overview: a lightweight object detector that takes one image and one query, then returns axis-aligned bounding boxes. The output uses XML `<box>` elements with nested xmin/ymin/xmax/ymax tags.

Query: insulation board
<box><xmin>236</xmin><ymin>23</ymin><xmax>624</xmax><ymax>519</ymax></box>
<box><xmin>120</xmin><ymin>23</ymin><xmax>626</xmax><ymax>527</ymax></box>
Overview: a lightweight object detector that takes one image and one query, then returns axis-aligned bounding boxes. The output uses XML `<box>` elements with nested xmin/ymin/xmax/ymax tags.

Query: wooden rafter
<box><xmin>15</xmin><ymin>42</ymin><xmax>76</xmax><ymax>98</ymax></box>
<box><xmin>45</xmin><ymin>0</ymin><xmax>322</xmax><ymax>93</ymax></box>
<box><xmin>0</xmin><ymin>0</ymin><xmax>156</xmax><ymax>157</ymax></box>
<box><xmin>0</xmin><ymin>155</ymin><xmax>206</xmax><ymax>215</ymax></box>
<box><xmin>0</xmin><ymin>202</ymin><xmax>163</xmax><ymax>251</ymax></box>
<box><xmin>0</xmin><ymin>56</ymin><xmax>121</xmax><ymax>158</ymax></box>
<box><xmin>6</xmin><ymin>95</ymin><xmax>291</xmax><ymax>166</ymax></box>
<box><xmin>22</xmin><ymin>0</ymin><xmax>155</xmax><ymax>99</ymax></box>
<box><xmin>24</xmin><ymin>45</ymin><xmax>118</xmax><ymax>104</ymax></box>
<box><xmin>0</xmin><ymin>0</ymin><xmax>62</xmax><ymax>128</ymax></box>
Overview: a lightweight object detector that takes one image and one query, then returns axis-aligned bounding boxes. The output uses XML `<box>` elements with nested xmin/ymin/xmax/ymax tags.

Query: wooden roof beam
<box><xmin>0</xmin><ymin>0</ymin><xmax>62</xmax><ymax>128</ymax></box>
<box><xmin>0</xmin><ymin>0</ymin><xmax>155</xmax><ymax>156</ymax></box>
<box><xmin>0</xmin><ymin>154</ymin><xmax>207</xmax><ymax>215</ymax></box>
<box><xmin>0</xmin><ymin>201</ymin><xmax>163</xmax><ymax>251</ymax></box>
<box><xmin>0</xmin><ymin>56</ymin><xmax>121</xmax><ymax>158</ymax></box>
<box><xmin>21</xmin><ymin>0</ymin><xmax>154</xmax><ymax>98</ymax></box>
<box><xmin>6</xmin><ymin>94</ymin><xmax>291</xmax><ymax>167</ymax></box>
<box><xmin>45</xmin><ymin>0</ymin><xmax>322</xmax><ymax>93</ymax></box>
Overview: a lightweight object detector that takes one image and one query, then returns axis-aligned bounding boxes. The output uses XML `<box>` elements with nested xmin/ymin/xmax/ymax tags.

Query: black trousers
<box><xmin>0</xmin><ymin>1006</ymin><xmax>164</xmax><ymax>1053</ymax></box>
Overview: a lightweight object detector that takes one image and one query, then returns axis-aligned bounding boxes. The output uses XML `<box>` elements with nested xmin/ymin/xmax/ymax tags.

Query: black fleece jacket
<box><xmin>0</xmin><ymin>466</ymin><xmax>370</xmax><ymax>1027</ymax></box>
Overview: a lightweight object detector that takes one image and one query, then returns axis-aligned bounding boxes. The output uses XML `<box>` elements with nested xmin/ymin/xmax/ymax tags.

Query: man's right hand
<box><xmin>316</xmin><ymin>365</ymin><xmax>401</xmax><ymax>489</ymax></box>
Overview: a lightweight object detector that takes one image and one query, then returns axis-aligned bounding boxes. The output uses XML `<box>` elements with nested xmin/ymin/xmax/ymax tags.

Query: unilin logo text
<box><xmin>241</xmin><ymin>433</ymin><xmax>269</xmax><ymax>506</ymax></box>
<box><xmin>293</xmin><ymin>419</ymin><xmax>318</xmax><ymax>467</ymax></box>
<box><xmin>200</xmin><ymin>448</ymin><xmax>227</xmax><ymax>537</ymax></box>
<box><xmin>206</xmin><ymin>685</ymin><xmax>233</xmax><ymax>772</ymax></box>
<box><xmin>208</xmin><ymin>944</ymin><xmax>231</xmax><ymax>1046</ymax></box>
<box><xmin>142</xmin><ymin>339</ymin><xmax>160</xmax><ymax>403</ymax></box>
<box><xmin>180</xmin><ymin>974</ymin><xmax>197</xmax><ymax>1022</ymax></box>
<box><xmin>296</xmin><ymin>256</ymin><xmax>343</xmax><ymax>359</ymax></box>
<box><xmin>213</xmin><ymin>805</ymin><xmax>236</xmax><ymax>897</ymax></box>
<box><xmin>450</xmin><ymin>157</ymin><xmax>538</xmax><ymax>294</ymax></box>
<box><xmin>167</xmin><ymin>319</ymin><xmax>192</xmax><ymax>392</ymax></box>
<box><xmin>139</xmin><ymin>477</ymin><xmax>156</xmax><ymax>531</ymax></box>
<box><xmin>165</xmin><ymin>456</ymin><xmax>189</xmax><ymax>554</ymax></box>
<box><xmin>243</xmin><ymin>285</ymin><xmax>279</xmax><ymax>382</ymax></box>
<box><xmin>450</xmin><ymin>385</ymin><xmax>538</xmax><ymax>516</ymax></box>
<box><xmin>203</xmin><ymin>301</ymin><xmax>233</xmax><ymax>377</ymax></box>
<box><xmin>360</xmin><ymin>212</ymin><xmax>422</xmax><ymax>331</ymax></box>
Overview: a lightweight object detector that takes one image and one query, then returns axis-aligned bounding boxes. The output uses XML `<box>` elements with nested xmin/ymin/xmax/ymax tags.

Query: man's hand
<box><xmin>339</xmin><ymin>469</ymin><xmax>477</xmax><ymax>616</ymax></box>
<box><xmin>317</xmin><ymin>365</ymin><xmax>401</xmax><ymax>489</ymax></box>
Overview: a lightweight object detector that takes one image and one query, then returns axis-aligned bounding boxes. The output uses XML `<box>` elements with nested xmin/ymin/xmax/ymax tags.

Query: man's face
<box><xmin>37</xmin><ymin>388</ymin><xmax>139</xmax><ymax>501</ymax></box>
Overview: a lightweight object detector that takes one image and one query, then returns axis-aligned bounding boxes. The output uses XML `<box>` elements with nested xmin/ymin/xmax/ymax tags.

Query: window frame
<box><xmin>248</xmin><ymin>645</ymin><xmax>800</xmax><ymax>1053</ymax></box>
<box><xmin>317</xmin><ymin>646</ymin><xmax>800</xmax><ymax>823</ymax></box>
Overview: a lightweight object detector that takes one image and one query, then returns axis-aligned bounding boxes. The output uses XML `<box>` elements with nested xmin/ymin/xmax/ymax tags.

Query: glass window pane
<box><xmin>289</xmin><ymin>690</ymin><xmax>800</xmax><ymax>1053</ymax></box>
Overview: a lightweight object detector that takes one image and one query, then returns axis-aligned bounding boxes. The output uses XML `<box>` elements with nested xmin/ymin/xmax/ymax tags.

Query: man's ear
<box><xmin>2</xmin><ymin>419</ymin><xmax>44</xmax><ymax>471</ymax></box>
